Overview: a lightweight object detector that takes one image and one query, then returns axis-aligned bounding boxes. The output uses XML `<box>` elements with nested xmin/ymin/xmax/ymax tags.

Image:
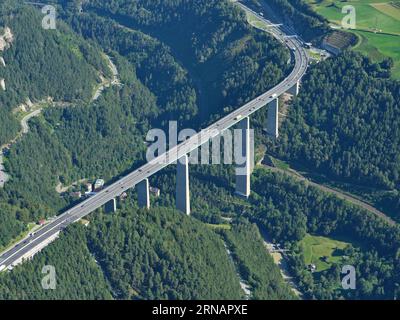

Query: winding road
<box><xmin>0</xmin><ymin>2</ymin><xmax>309</xmax><ymax>271</ymax></box>
<box><xmin>0</xmin><ymin>108</ymin><xmax>42</xmax><ymax>188</ymax></box>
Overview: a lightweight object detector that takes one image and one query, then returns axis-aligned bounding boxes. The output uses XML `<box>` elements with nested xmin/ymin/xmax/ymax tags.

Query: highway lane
<box><xmin>0</xmin><ymin>2</ymin><xmax>308</xmax><ymax>271</ymax></box>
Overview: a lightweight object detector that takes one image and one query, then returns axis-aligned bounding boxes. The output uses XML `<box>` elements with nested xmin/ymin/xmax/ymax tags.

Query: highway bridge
<box><xmin>0</xmin><ymin>1</ymin><xmax>309</xmax><ymax>271</ymax></box>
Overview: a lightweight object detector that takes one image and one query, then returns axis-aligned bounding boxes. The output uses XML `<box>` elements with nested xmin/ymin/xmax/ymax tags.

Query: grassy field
<box><xmin>205</xmin><ymin>223</ymin><xmax>232</xmax><ymax>230</ymax></box>
<box><xmin>270</xmin><ymin>156</ymin><xmax>290</xmax><ymax>170</ymax></box>
<box><xmin>305</xmin><ymin>0</ymin><xmax>400</xmax><ymax>33</ymax></box>
<box><xmin>245</xmin><ymin>10</ymin><xmax>271</xmax><ymax>32</ymax></box>
<box><xmin>371</xmin><ymin>2</ymin><xmax>400</xmax><ymax>21</ymax></box>
<box><xmin>304</xmin><ymin>0</ymin><xmax>400</xmax><ymax>78</ymax></box>
<box><xmin>300</xmin><ymin>234</ymin><xmax>350</xmax><ymax>272</ymax></box>
<box><xmin>353</xmin><ymin>30</ymin><xmax>400</xmax><ymax>78</ymax></box>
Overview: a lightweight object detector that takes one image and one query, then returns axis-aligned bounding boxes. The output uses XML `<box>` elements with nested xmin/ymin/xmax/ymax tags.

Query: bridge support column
<box><xmin>137</xmin><ymin>178</ymin><xmax>150</xmax><ymax>209</ymax></box>
<box><xmin>287</xmin><ymin>80</ymin><xmax>300</xmax><ymax>96</ymax></box>
<box><xmin>267</xmin><ymin>98</ymin><xmax>279</xmax><ymax>139</ymax></box>
<box><xmin>235</xmin><ymin>117</ymin><xmax>251</xmax><ymax>198</ymax></box>
<box><xmin>105</xmin><ymin>198</ymin><xmax>117</xmax><ymax>213</ymax></box>
<box><xmin>176</xmin><ymin>154</ymin><xmax>190</xmax><ymax>215</ymax></box>
<box><xmin>250</xmin><ymin>128</ymin><xmax>255</xmax><ymax>173</ymax></box>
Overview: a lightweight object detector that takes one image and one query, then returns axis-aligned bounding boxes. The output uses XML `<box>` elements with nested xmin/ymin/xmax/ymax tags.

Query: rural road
<box><xmin>0</xmin><ymin>108</ymin><xmax>42</xmax><ymax>188</ymax></box>
<box><xmin>92</xmin><ymin>54</ymin><xmax>120</xmax><ymax>101</ymax></box>
<box><xmin>21</xmin><ymin>109</ymin><xmax>42</xmax><ymax>134</ymax></box>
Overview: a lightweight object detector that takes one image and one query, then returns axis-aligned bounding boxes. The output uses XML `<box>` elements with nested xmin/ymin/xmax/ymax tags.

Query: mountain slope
<box><xmin>0</xmin><ymin>2</ymin><xmax>109</xmax><ymax>145</ymax></box>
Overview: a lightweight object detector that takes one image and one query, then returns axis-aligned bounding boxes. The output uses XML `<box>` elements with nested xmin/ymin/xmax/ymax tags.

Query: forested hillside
<box><xmin>2</xmin><ymin>162</ymin><xmax>398</xmax><ymax>300</ymax></box>
<box><xmin>0</xmin><ymin>0</ymin><xmax>290</xmax><ymax>247</ymax></box>
<box><xmin>276</xmin><ymin>53</ymin><xmax>400</xmax><ymax>191</ymax></box>
<box><xmin>0</xmin><ymin>203</ymin><xmax>26</xmax><ymax>249</ymax></box>
<box><xmin>251</xmin><ymin>168</ymin><xmax>400</xmax><ymax>299</ymax></box>
<box><xmin>71</xmin><ymin>0</ymin><xmax>291</xmax><ymax>122</ymax></box>
<box><xmin>0</xmin><ymin>225</ymin><xmax>113</xmax><ymax>300</ymax></box>
<box><xmin>1</xmin><ymin>0</ymin><xmax>399</xmax><ymax>302</ymax></box>
<box><xmin>0</xmin><ymin>1</ymin><xmax>107</xmax><ymax>145</ymax></box>
<box><xmin>0</xmin><ymin>178</ymin><xmax>296</xmax><ymax>300</ymax></box>
<box><xmin>243</xmin><ymin>0</ymin><xmax>330</xmax><ymax>41</ymax></box>
<box><xmin>3</xmin><ymin>79</ymin><xmax>149</xmax><ymax>223</ymax></box>
<box><xmin>87</xmin><ymin>207</ymin><xmax>244</xmax><ymax>300</ymax></box>
<box><xmin>68</xmin><ymin>14</ymin><xmax>198</xmax><ymax>125</ymax></box>
<box><xmin>223</xmin><ymin>220</ymin><xmax>296</xmax><ymax>300</ymax></box>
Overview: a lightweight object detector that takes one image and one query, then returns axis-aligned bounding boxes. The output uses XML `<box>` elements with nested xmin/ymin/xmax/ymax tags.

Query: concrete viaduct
<box><xmin>0</xmin><ymin>2</ymin><xmax>308</xmax><ymax>271</ymax></box>
<box><xmin>130</xmin><ymin>80</ymin><xmax>299</xmax><ymax>216</ymax></box>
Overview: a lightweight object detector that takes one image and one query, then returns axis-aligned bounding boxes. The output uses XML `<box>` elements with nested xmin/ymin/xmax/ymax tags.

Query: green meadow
<box><xmin>354</xmin><ymin>30</ymin><xmax>400</xmax><ymax>78</ymax></box>
<box><xmin>300</xmin><ymin>234</ymin><xmax>350</xmax><ymax>272</ymax></box>
<box><xmin>305</xmin><ymin>0</ymin><xmax>400</xmax><ymax>78</ymax></box>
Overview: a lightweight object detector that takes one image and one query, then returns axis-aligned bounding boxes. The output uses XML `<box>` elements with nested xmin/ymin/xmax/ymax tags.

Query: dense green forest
<box><xmin>1</xmin><ymin>0</ymin><xmax>399</xmax><ymax>301</ymax></box>
<box><xmin>274</xmin><ymin>53</ymin><xmax>400</xmax><ymax>217</ymax></box>
<box><xmin>68</xmin><ymin>0</ymin><xmax>291</xmax><ymax>123</ymax></box>
<box><xmin>0</xmin><ymin>203</ymin><xmax>26</xmax><ymax>248</ymax></box>
<box><xmin>2</xmin><ymin>164</ymin><xmax>398</xmax><ymax>300</ymax></box>
<box><xmin>138</xmin><ymin>164</ymin><xmax>400</xmax><ymax>299</ymax></box>
<box><xmin>0</xmin><ymin>203</ymin><xmax>290</xmax><ymax>300</ymax></box>
<box><xmin>0</xmin><ymin>1</ymin><xmax>107</xmax><ymax>145</ymax></box>
<box><xmin>251</xmin><ymin>168</ymin><xmax>400</xmax><ymax>299</ymax></box>
<box><xmin>0</xmin><ymin>225</ymin><xmax>113</xmax><ymax>300</ymax></box>
<box><xmin>223</xmin><ymin>220</ymin><xmax>296</xmax><ymax>300</ymax></box>
<box><xmin>0</xmin><ymin>0</ymin><xmax>290</xmax><ymax>246</ymax></box>
<box><xmin>243</xmin><ymin>0</ymin><xmax>330</xmax><ymax>41</ymax></box>
<box><xmin>87</xmin><ymin>206</ymin><xmax>244</xmax><ymax>300</ymax></box>
<box><xmin>68</xmin><ymin>14</ymin><xmax>199</xmax><ymax>125</ymax></box>
<box><xmin>1</xmin><ymin>78</ymin><xmax>150</xmax><ymax>225</ymax></box>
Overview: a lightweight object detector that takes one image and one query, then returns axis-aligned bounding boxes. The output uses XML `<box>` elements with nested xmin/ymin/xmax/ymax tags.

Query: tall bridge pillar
<box><xmin>250</xmin><ymin>128</ymin><xmax>255</xmax><ymax>173</ymax></box>
<box><xmin>137</xmin><ymin>178</ymin><xmax>150</xmax><ymax>209</ymax></box>
<box><xmin>287</xmin><ymin>80</ymin><xmax>300</xmax><ymax>96</ymax></box>
<box><xmin>267</xmin><ymin>98</ymin><xmax>279</xmax><ymax>139</ymax></box>
<box><xmin>235</xmin><ymin>117</ymin><xmax>251</xmax><ymax>198</ymax></box>
<box><xmin>105</xmin><ymin>198</ymin><xmax>117</xmax><ymax>213</ymax></box>
<box><xmin>176</xmin><ymin>154</ymin><xmax>190</xmax><ymax>215</ymax></box>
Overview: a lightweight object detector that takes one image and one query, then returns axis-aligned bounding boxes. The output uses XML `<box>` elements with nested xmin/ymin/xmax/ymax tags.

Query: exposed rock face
<box><xmin>0</xmin><ymin>27</ymin><xmax>13</xmax><ymax>52</ymax></box>
<box><xmin>0</xmin><ymin>57</ymin><xmax>5</xmax><ymax>67</ymax></box>
<box><xmin>0</xmin><ymin>78</ymin><xmax>5</xmax><ymax>91</ymax></box>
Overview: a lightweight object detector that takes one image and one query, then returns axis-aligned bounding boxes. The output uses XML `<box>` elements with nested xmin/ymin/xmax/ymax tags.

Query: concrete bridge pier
<box><xmin>176</xmin><ymin>154</ymin><xmax>190</xmax><ymax>215</ymax></box>
<box><xmin>105</xmin><ymin>198</ymin><xmax>117</xmax><ymax>213</ymax></box>
<box><xmin>267</xmin><ymin>98</ymin><xmax>279</xmax><ymax>139</ymax></box>
<box><xmin>250</xmin><ymin>128</ymin><xmax>255</xmax><ymax>173</ymax></box>
<box><xmin>287</xmin><ymin>80</ymin><xmax>300</xmax><ymax>96</ymax></box>
<box><xmin>235</xmin><ymin>117</ymin><xmax>251</xmax><ymax>198</ymax></box>
<box><xmin>137</xmin><ymin>178</ymin><xmax>150</xmax><ymax>209</ymax></box>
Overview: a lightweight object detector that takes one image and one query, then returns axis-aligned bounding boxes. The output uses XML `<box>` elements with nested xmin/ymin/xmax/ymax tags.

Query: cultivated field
<box><xmin>305</xmin><ymin>0</ymin><xmax>400</xmax><ymax>78</ymax></box>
